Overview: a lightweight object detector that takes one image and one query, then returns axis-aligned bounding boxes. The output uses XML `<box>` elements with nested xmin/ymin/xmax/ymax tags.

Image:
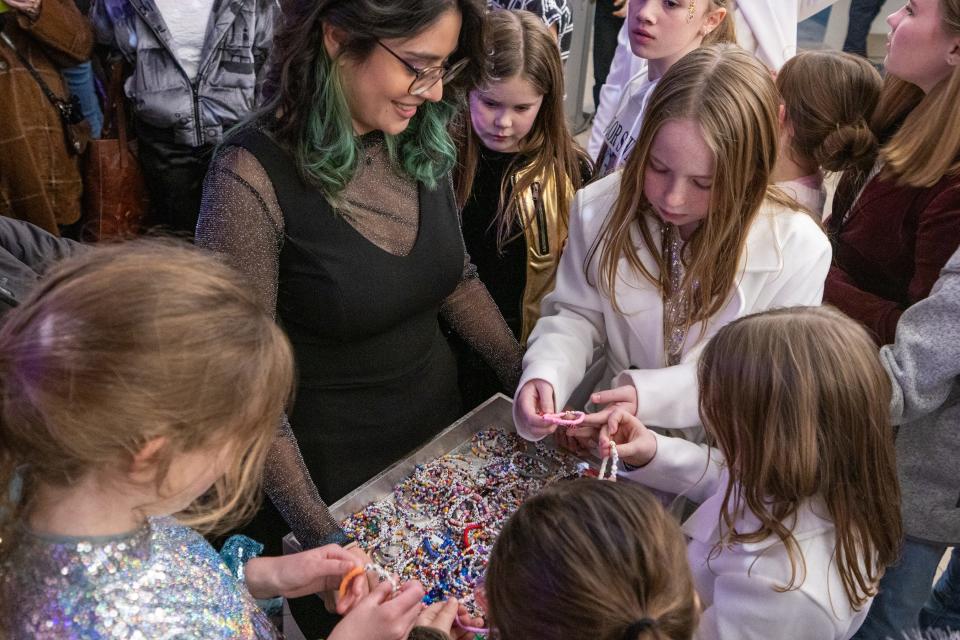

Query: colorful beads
<box><xmin>341</xmin><ymin>428</ymin><xmax>586</xmax><ymax>615</ymax></box>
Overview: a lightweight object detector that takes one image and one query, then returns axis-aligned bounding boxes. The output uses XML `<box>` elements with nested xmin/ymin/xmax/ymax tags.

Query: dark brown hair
<box><xmin>259</xmin><ymin>0</ymin><xmax>486</xmax><ymax>194</ymax></box>
<box><xmin>698</xmin><ymin>305</ymin><xmax>902</xmax><ymax>610</ymax></box>
<box><xmin>486</xmin><ymin>479</ymin><xmax>699</xmax><ymax>640</ymax></box>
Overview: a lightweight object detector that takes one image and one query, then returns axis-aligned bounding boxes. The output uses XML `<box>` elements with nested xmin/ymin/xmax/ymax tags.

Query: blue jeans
<box><xmin>854</xmin><ymin>540</ymin><xmax>960</xmax><ymax>638</ymax></box>
<box><xmin>842</xmin><ymin>0</ymin><xmax>886</xmax><ymax>57</ymax></box>
<box><xmin>62</xmin><ymin>61</ymin><xmax>103</xmax><ymax>139</ymax></box>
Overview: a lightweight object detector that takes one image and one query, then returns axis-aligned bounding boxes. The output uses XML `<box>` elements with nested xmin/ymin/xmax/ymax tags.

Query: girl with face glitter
<box><xmin>0</xmin><ymin>242</ymin><xmax>434</xmax><ymax>640</ymax></box>
<box><xmin>592</xmin><ymin>0</ymin><xmax>735</xmax><ymax>178</ymax></box>
<box><xmin>513</xmin><ymin>45</ymin><xmax>831</xmax><ymax>448</ymax></box>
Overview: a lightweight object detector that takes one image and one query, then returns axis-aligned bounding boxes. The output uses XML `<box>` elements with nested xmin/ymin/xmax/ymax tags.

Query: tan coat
<box><xmin>0</xmin><ymin>1</ymin><xmax>93</xmax><ymax>234</ymax></box>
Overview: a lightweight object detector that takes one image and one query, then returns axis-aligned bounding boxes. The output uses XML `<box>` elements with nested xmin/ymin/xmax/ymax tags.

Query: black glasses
<box><xmin>376</xmin><ymin>40</ymin><xmax>469</xmax><ymax>96</ymax></box>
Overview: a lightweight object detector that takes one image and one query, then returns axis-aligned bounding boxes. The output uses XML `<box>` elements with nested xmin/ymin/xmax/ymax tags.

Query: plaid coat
<box><xmin>0</xmin><ymin>2</ymin><xmax>93</xmax><ymax>234</ymax></box>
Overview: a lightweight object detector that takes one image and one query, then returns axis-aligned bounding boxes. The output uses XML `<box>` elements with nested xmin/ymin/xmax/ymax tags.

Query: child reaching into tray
<box><xmin>483</xmin><ymin>479</ymin><xmax>700</xmax><ymax>639</ymax></box>
<box><xmin>572</xmin><ymin>306</ymin><xmax>902</xmax><ymax>639</ymax></box>
<box><xmin>514</xmin><ymin>44</ymin><xmax>831</xmax><ymax>443</ymax></box>
<box><xmin>0</xmin><ymin>241</ymin><xmax>446</xmax><ymax>639</ymax></box>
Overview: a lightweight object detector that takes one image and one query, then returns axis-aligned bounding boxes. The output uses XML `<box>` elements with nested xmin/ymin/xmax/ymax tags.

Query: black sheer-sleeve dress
<box><xmin>196</xmin><ymin>126</ymin><xmax>522</xmax><ymax>555</ymax></box>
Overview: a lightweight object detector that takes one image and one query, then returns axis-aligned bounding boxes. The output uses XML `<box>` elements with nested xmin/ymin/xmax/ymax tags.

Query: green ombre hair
<box><xmin>260</xmin><ymin>0</ymin><xmax>484</xmax><ymax>196</ymax></box>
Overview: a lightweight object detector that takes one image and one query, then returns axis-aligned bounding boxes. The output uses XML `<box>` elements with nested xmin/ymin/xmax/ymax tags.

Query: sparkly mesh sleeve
<box><xmin>441</xmin><ymin>202</ymin><xmax>523</xmax><ymax>394</ymax></box>
<box><xmin>197</xmin><ymin>146</ymin><xmax>348</xmax><ymax>548</ymax></box>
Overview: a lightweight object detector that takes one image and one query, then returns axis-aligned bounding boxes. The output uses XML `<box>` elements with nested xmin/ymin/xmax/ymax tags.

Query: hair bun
<box><xmin>816</xmin><ymin>120</ymin><xmax>878</xmax><ymax>173</ymax></box>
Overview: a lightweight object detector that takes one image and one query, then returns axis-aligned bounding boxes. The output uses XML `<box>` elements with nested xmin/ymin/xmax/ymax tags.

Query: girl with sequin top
<box><xmin>574</xmin><ymin>306</ymin><xmax>902</xmax><ymax>639</ymax></box>
<box><xmin>0</xmin><ymin>242</ymin><xmax>433</xmax><ymax>640</ymax></box>
<box><xmin>513</xmin><ymin>45</ymin><xmax>831</xmax><ymax>444</ymax></box>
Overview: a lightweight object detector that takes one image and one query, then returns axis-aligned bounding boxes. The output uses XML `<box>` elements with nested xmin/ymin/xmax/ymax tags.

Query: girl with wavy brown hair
<box><xmin>574</xmin><ymin>305</ymin><xmax>902</xmax><ymax>640</ymax></box>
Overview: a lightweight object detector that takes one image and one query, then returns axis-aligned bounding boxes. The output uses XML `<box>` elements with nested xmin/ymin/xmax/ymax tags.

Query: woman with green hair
<box><xmin>196</xmin><ymin>0</ymin><xmax>520</xmax><ymax>631</ymax></box>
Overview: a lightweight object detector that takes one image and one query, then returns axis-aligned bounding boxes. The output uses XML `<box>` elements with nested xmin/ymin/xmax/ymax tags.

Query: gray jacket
<box><xmin>91</xmin><ymin>0</ymin><xmax>276</xmax><ymax>147</ymax></box>
<box><xmin>882</xmin><ymin>246</ymin><xmax>960</xmax><ymax>544</ymax></box>
<box><xmin>0</xmin><ymin>217</ymin><xmax>86</xmax><ymax>314</ymax></box>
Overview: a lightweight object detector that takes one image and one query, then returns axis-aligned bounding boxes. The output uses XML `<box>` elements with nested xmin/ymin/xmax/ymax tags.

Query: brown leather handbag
<box><xmin>82</xmin><ymin>61</ymin><xmax>149</xmax><ymax>241</ymax></box>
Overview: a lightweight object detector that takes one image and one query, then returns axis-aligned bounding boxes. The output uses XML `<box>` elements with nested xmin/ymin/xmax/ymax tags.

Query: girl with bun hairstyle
<box><xmin>772</xmin><ymin>50</ymin><xmax>883</xmax><ymax>218</ymax></box>
<box><xmin>825</xmin><ymin>0</ymin><xmax>960</xmax><ymax>346</ymax></box>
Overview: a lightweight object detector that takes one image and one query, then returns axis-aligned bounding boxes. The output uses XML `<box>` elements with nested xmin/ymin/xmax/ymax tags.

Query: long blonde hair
<box><xmin>0</xmin><ymin>241</ymin><xmax>295</xmax><ymax>561</ymax></box>
<box><xmin>698</xmin><ymin>306</ymin><xmax>902</xmax><ymax>610</ymax></box>
<box><xmin>591</xmin><ymin>44</ymin><xmax>797</xmax><ymax>323</ymax></box>
<box><xmin>877</xmin><ymin>0</ymin><xmax>960</xmax><ymax>187</ymax></box>
<box><xmin>487</xmin><ymin>480</ymin><xmax>699</xmax><ymax>640</ymax></box>
<box><xmin>454</xmin><ymin>9</ymin><xmax>589</xmax><ymax>249</ymax></box>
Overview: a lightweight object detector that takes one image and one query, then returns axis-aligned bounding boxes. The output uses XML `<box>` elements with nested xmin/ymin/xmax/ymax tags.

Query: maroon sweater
<box><xmin>825</xmin><ymin>171</ymin><xmax>960</xmax><ymax>345</ymax></box>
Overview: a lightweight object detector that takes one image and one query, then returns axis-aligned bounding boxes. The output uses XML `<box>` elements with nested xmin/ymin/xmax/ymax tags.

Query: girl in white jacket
<box><xmin>576</xmin><ymin>305</ymin><xmax>903</xmax><ymax>640</ymax></box>
<box><xmin>514</xmin><ymin>44</ymin><xmax>831</xmax><ymax>441</ymax></box>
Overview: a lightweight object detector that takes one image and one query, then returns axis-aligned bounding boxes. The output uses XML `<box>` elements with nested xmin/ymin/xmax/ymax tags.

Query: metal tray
<box><xmin>284</xmin><ymin>393</ymin><xmax>591</xmax><ymax>552</ymax></box>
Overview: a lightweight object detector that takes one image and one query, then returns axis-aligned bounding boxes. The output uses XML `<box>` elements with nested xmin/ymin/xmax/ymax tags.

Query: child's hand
<box><xmin>243</xmin><ymin>544</ymin><xmax>358</xmax><ymax>601</ymax></box>
<box><xmin>515</xmin><ymin>379</ymin><xmax>558</xmax><ymax>438</ymax></box>
<box><xmin>417</xmin><ymin>599</ymin><xmax>486</xmax><ymax>640</ymax></box>
<box><xmin>600</xmin><ymin>409</ymin><xmax>657</xmax><ymax>468</ymax></box>
<box><xmin>328</xmin><ymin>580</ymin><xmax>426</xmax><ymax>640</ymax></box>
<box><xmin>416</xmin><ymin>598</ymin><xmax>459</xmax><ymax>636</ymax></box>
<box><xmin>582</xmin><ymin>385</ymin><xmax>639</xmax><ymax>426</ymax></box>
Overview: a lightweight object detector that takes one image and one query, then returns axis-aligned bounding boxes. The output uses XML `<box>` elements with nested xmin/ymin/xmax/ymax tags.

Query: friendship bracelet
<box><xmin>540</xmin><ymin>410</ymin><xmax>586</xmax><ymax>427</ymax></box>
<box><xmin>337</xmin><ymin>562</ymin><xmax>398</xmax><ymax>600</ymax></box>
<box><xmin>456</xmin><ymin>614</ymin><xmax>490</xmax><ymax>635</ymax></box>
<box><xmin>338</xmin><ymin>565</ymin><xmax>365</xmax><ymax>599</ymax></box>
<box><xmin>598</xmin><ymin>442</ymin><xmax>619</xmax><ymax>482</ymax></box>
<box><xmin>340</xmin><ymin>428</ymin><xmax>589</xmax><ymax>614</ymax></box>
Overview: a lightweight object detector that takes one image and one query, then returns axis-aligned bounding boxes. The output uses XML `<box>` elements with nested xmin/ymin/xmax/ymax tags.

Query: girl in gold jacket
<box><xmin>453</xmin><ymin>8</ymin><xmax>590</xmax><ymax>407</ymax></box>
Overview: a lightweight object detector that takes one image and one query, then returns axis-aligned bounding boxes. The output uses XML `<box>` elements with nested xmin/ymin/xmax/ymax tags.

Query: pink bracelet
<box><xmin>540</xmin><ymin>410</ymin><xmax>586</xmax><ymax>427</ymax></box>
<box><xmin>455</xmin><ymin>614</ymin><xmax>490</xmax><ymax>635</ymax></box>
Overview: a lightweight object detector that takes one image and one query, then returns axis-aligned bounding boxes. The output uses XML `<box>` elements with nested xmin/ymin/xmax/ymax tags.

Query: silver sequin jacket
<box><xmin>2</xmin><ymin>516</ymin><xmax>279</xmax><ymax>639</ymax></box>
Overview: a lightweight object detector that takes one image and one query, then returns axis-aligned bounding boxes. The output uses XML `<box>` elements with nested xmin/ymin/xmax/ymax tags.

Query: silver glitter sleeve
<box><xmin>197</xmin><ymin>147</ymin><xmax>348</xmax><ymax>547</ymax></box>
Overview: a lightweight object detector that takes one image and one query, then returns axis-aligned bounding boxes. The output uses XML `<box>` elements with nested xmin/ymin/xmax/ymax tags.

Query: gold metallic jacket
<box><xmin>512</xmin><ymin>163</ymin><xmax>576</xmax><ymax>345</ymax></box>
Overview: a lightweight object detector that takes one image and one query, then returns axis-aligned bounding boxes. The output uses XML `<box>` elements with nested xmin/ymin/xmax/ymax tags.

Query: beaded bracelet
<box><xmin>540</xmin><ymin>410</ymin><xmax>586</xmax><ymax>427</ymax></box>
<box><xmin>598</xmin><ymin>442</ymin><xmax>619</xmax><ymax>482</ymax></box>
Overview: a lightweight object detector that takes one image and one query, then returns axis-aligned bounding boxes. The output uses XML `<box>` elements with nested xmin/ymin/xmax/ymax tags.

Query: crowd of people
<box><xmin>0</xmin><ymin>0</ymin><xmax>959</xmax><ymax>639</ymax></box>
